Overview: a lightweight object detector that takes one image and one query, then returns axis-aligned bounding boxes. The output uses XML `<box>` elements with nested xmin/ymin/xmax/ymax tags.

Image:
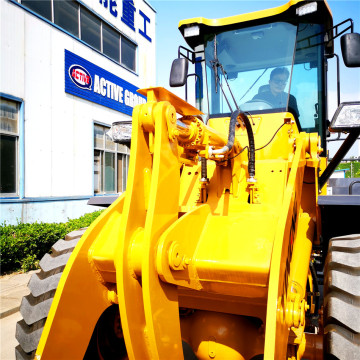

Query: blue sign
<box><xmin>139</xmin><ymin>10</ymin><xmax>151</xmax><ymax>42</ymax></box>
<box><xmin>65</xmin><ymin>50</ymin><xmax>146</xmax><ymax>116</ymax></box>
<box><xmin>99</xmin><ymin>0</ymin><xmax>118</xmax><ymax>17</ymax></box>
<box><xmin>98</xmin><ymin>0</ymin><xmax>152</xmax><ymax>42</ymax></box>
<box><xmin>121</xmin><ymin>0</ymin><xmax>136</xmax><ymax>31</ymax></box>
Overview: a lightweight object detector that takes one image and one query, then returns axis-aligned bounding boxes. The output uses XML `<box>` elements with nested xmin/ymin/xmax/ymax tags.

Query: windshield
<box><xmin>200</xmin><ymin>21</ymin><xmax>325</xmax><ymax>134</ymax></box>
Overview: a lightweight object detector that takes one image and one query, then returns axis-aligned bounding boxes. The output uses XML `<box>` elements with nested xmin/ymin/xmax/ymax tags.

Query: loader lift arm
<box><xmin>34</xmin><ymin>85</ymin><xmax>322</xmax><ymax>360</ymax></box>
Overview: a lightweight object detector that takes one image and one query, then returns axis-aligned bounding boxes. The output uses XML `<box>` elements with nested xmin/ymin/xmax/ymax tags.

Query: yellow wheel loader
<box><xmin>16</xmin><ymin>1</ymin><xmax>360</xmax><ymax>359</ymax></box>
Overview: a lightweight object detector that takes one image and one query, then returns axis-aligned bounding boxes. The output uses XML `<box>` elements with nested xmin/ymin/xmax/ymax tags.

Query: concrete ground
<box><xmin>0</xmin><ymin>271</ymin><xmax>38</xmax><ymax>360</ymax></box>
<box><xmin>1</xmin><ymin>312</ymin><xmax>22</xmax><ymax>360</ymax></box>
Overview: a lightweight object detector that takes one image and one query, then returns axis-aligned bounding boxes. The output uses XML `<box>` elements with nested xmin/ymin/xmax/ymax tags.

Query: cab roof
<box><xmin>179</xmin><ymin>0</ymin><xmax>333</xmax><ymax>52</ymax></box>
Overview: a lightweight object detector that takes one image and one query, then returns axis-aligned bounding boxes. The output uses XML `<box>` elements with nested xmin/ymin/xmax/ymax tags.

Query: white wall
<box><xmin>0</xmin><ymin>0</ymin><xmax>155</xmax><ymax>223</ymax></box>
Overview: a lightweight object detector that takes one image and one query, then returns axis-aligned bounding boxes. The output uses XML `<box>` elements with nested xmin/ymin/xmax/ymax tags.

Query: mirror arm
<box><xmin>177</xmin><ymin>46</ymin><xmax>205</xmax><ymax>63</ymax></box>
<box><xmin>326</xmin><ymin>53</ymin><xmax>340</xmax><ymax>106</ymax></box>
<box><xmin>327</xmin><ymin>18</ymin><xmax>354</xmax><ymax>43</ymax></box>
<box><xmin>178</xmin><ymin>46</ymin><xmax>195</xmax><ymax>63</ymax></box>
<box><xmin>185</xmin><ymin>73</ymin><xmax>201</xmax><ymax>105</ymax></box>
<box><xmin>297</xmin><ymin>18</ymin><xmax>354</xmax><ymax>51</ymax></box>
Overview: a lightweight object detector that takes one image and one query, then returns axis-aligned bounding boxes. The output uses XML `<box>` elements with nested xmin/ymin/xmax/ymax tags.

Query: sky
<box><xmin>150</xmin><ymin>0</ymin><xmax>360</xmax><ymax>158</ymax></box>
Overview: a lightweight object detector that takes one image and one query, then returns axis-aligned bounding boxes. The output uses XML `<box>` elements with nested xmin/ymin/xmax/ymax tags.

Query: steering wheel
<box><xmin>240</xmin><ymin>99</ymin><xmax>274</xmax><ymax>111</ymax></box>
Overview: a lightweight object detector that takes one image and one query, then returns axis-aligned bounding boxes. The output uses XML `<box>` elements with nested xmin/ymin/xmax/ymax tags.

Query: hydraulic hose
<box><xmin>201</xmin><ymin>117</ymin><xmax>209</xmax><ymax>181</ymax></box>
<box><xmin>201</xmin><ymin>157</ymin><xmax>208</xmax><ymax>180</ymax></box>
<box><xmin>309</xmin><ymin>261</ymin><xmax>320</xmax><ymax>316</ymax></box>
<box><xmin>240</xmin><ymin>112</ymin><xmax>256</xmax><ymax>180</ymax></box>
<box><xmin>210</xmin><ymin>109</ymin><xmax>239</xmax><ymax>155</ymax></box>
<box><xmin>210</xmin><ymin>109</ymin><xmax>255</xmax><ymax>179</ymax></box>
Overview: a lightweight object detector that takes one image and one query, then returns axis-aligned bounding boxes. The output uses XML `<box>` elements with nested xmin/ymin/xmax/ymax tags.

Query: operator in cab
<box><xmin>252</xmin><ymin>67</ymin><xmax>300</xmax><ymax>119</ymax></box>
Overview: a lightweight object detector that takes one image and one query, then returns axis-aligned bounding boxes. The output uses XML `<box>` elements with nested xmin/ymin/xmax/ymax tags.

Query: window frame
<box><xmin>93</xmin><ymin>122</ymin><xmax>130</xmax><ymax>195</ymax></box>
<box><xmin>53</xmin><ymin>0</ymin><xmax>79</xmax><ymax>38</ymax></box>
<box><xmin>102</xmin><ymin>21</ymin><xmax>121</xmax><ymax>63</ymax></box>
<box><xmin>203</xmin><ymin>21</ymin><xmax>298</xmax><ymax>117</ymax></box>
<box><xmin>16</xmin><ymin>0</ymin><xmax>138</xmax><ymax>73</ymax></box>
<box><xmin>80</xmin><ymin>5</ymin><xmax>101</xmax><ymax>52</ymax></box>
<box><xmin>21</xmin><ymin>0</ymin><xmax>52</xmax><ymax>21</ymax></box>
<box><xmin>0</xmin><ymin>94</ymin><xmax>24</xmax><ymax>199</ymax></box>
<box><xmin>121</xmin><ymin>35</ymin><xmax>137</xmax><ymax>72</ymax></box>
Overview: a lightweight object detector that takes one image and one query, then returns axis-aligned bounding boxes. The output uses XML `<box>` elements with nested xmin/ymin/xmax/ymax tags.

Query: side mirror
<box><xmin>329</xmin><ymin>102</ymin><xmax>360</xmax><ymax>132</ymax></box>
<box><xmin>341</xmin><ymin>33</ymin><xmax>360</xmax><ymax>67</ymax></box>
<box><xmin>169</xmin><ymin>58</ymin><xmax>189</xmax><ymax>87</ymax></box>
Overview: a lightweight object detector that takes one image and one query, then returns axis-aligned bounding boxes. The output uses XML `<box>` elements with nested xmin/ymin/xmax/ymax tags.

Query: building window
<box><xmin>103</xmin><ymin>22</ymin><xmax>120</xmax><ymax>63</ymax></box>
<box><xmin>80</xmin><ymin>7</ymin><xmax>101</xmax><ymax>51</ymax></box>
<box><xmin>94</xmin><ymin>124</ymin><xmax>130</xmax><ymax>194</ymax></box>
<box><xmin>20</xmin><ymin>0</ymin><xmax>137</xmax><ymax>72</ymax></box>
<box><xmin>121</xmin><ymin>36</ymin><xmax>136</xmax><ymax>71</ymax></box>
<box><xmin>0</xmin><ymin>98</ymin><xmax>19</xmax><ymax>195</ymax></box>
<box><xmin>54</xmin><ymin>0</ymin><xmax>79</xmax><ymax>37</ymax></box>
<box><xmin>22</xmin><ymin>0</ymin><xmax>52</xmax><ymax>21</ymax></box>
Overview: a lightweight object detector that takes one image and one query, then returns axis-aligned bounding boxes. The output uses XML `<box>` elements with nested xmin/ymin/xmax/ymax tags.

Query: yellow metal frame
<box><xmin>179</xmin><ymin>0</ymin><xmax>332</xmax><ymax>30</ymax></box>
<box><xmin>36</xmin><ymin>195</ymin><xmax>125</xmax><ymax>358</ymax></box>
<box><xmin>179</xmin><ymin>0</ymin><xmax>304</xmax><ymax>29</ymax></box>
<box><xmin>36</xmin><ymin>86</ymin><xmax>323</xmax><ymax>359</ymax></box>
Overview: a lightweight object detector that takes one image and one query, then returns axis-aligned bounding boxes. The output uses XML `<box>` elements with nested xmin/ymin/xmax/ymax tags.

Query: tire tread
<box><xmin>324</xmin><ymin>234</ymin><xmax>360</xmax><ymax>360</ymax></box>
<box><xmin>15</xmin><ymin>229</ymin><xmax>86</xmax><ymax>359</ymax></box>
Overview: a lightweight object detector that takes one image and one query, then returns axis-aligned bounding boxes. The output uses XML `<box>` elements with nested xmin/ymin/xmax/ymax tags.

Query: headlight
<box><xmin>184</xmin><ymin>25</ymin><xmax>200</xmax><ymax>38</ymax></box>
<box><xmin>108</xmin><ymin>120</ymin><xmax>132</xmax><ymax>142</ymax></box>
<box><xmin>296</xmin><ymin>2</ymin><xmax>317</xmax><ymax>16</ymax></box>
<box><xmin>330</xmin><ymin>102</ymin><xmax>360</xmax><ymax>132</ymax></box>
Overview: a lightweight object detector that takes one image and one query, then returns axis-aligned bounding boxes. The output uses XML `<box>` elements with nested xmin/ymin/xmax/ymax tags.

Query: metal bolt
<box><xmin>168</xmin><ymin>242</ymin><xmax>188</xmax><ymax>270</ymax></box>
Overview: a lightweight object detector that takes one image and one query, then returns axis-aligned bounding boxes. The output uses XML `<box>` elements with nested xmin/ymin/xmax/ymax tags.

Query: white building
<box><xmin>0</xmin><ymin>0</ymin><xmax>156</xmax><ymax>224</ymax></box>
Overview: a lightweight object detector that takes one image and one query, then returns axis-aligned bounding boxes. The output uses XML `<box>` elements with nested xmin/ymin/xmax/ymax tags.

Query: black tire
<box><xmin>324</xmin><ymin>234</ymin><xmax>360</xmax><ymax>360</ymax></box>
<box><xmin>84</xmin><ymin>305</ymin><xmax>128</xmax><ymax>360</ymax></box>
<box><xmin>15</xmin><ymin>229</ymin><xmax>86</xmax><ymax>360</ymax></box>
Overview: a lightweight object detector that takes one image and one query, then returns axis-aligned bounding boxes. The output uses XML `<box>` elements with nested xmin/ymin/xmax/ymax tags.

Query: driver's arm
<box><xmin>289</xmin><ymin>94</ymin><xmax>300</xmax><ymax>118</ymax></box>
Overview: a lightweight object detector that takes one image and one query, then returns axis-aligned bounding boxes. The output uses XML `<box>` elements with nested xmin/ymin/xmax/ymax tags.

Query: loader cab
<box><xmin>176</xmin><ymin>1</ymin><xmax>335</xmax><ymax>152</ymax></box>
<box><xmin>201</xmin><ymin>20</ymin><xmax>325</xmax><ymax>130</ymax></box>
